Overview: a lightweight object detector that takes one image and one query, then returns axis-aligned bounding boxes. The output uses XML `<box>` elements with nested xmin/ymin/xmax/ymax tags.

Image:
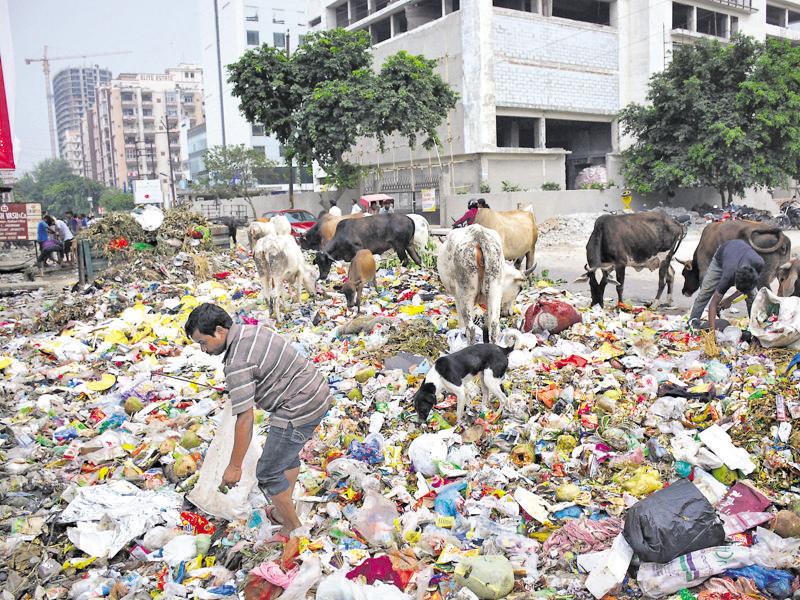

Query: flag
<box><xmin>0</xmin><ymin>55</ymin><xmax>14</xmax><ymax>170</ymax></box>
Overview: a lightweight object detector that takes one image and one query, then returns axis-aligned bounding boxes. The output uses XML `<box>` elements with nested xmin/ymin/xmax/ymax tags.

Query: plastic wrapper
<box><xmin>623</xmin><ymin>479</ymin><xmax>725</xmax><ymax>564</ymax></box>
<box><xmin>316</xmin><ymin>569</ymin><xmax>412</xmax><ymax>600</ymax></box>
<box><xmin>454</xmin><ymin>555</ymin><xmax>514</xmax><ymax>600</ymax></box>
<box><xmin>351</xmin><ymin>489</ymin><xmax>399</xmax><ymax>548</ymax></box>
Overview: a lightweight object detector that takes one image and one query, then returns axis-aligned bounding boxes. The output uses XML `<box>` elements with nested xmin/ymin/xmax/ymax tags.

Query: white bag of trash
<box><xmin>454</xmin><ymin>555</ymin><xmax>515</xmax><ymax>600</ymax></box>
<box><xmin>187</xmin><ymin>401</ymin><xmax>265</xmax><ymax>521</ymax></box>
<box><xmin>408</xmin><ymin>433</ymin><xmax>448</xmax><ymax>476</ymax></box>
<box><xmin>316</xmin><ymin>569</ymin><xmax>412</xmax><ymax>600</ymax></box>
<box><xmin>749</xmin><ymin>287</ymin><xmax>800</xmax><ymax>348</ymax></box>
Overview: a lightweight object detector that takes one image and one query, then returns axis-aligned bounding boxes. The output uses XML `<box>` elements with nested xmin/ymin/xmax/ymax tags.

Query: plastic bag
<box><xmin>281</xmin><ymin>556</ymin><xmax>322</xmax><ymax>600</ymax></box>
<box><xmin>408</xmin><ymin>434</ymin><xmax>447</xmax><ymax>476</ymax></box>
<box><xmin>749</xmin><ymin>288</ymin><xmax>800</xmax><ymax>348</ymax></box>
<box><xmin>623</xmin><ymin>479</ymin><xmax>725</xmax><ymax>564</ymax></box>
<box><xmin>454</xmin><ymin>555</ymin><xmax>514</xmax><ymax>600</ymax></box>
<box><xmin>187</xmin><ymin>402</ymin><xmax>265</xmax><ymax>521</ymax></box>
<box><xmin>434</xmin><ymin>481</ymin><xmax>467</xmax><ymax>517</ymax></box>
<box><xmin>522</xmin><ymin>298</ymin><xmax>581</xmax><ymax>334</ymax></box>
<box><xmin>316</xmin><ymin>569</ymin><xmax>412</xmax><ymax>600</ymax></box>
<box><xmin>726</xmin><ymin>565</ymin><xmax>794</xmax><ymax>600</ymax></box>
<box><xmin>351</xmin><ymin>489</ymin><xmax>399</xmax><ymax>548</ymax></box>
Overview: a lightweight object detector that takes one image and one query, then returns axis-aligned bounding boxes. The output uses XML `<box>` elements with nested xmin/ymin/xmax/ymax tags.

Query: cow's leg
<box><xmin>651</xmin><ymin>260</ymin><xmax>668</xmax><ymax>308</ymax></box>
<box><xmin>355</xmin><ymin>282</ymin><xmax>364</xmax><ymax>314</ymax></box>
<box><xmin>665</xmin><ymin>264</ymin><xmax>675</xmax><ymax>306</ymax></box>
<box><xmin>526</xmin><ymin>248</ymin><xmax>535</xmax><ymax>272</ymax></box>
<box><xmin>455</xmin><ymin>295</ymin><xmax>474</xmax><ymax>344</ymax></box>
<box><xmin>396</xmin><ymin>245</ymin><xmax>410</xmax><ymax>265</ymax></box>
<box><xmin>485</xmin><ymin>285</ymin><xmax>502</xmax><ymax>344</ymax></box>
<box><xmin>614</xmin><ymin>265</ymin><xmax>626</xmax><ymax>304</ymax></box>
<box><xmin>407</xmin><ymin>244</ymin><xmax>423</xmax><ymax>267</ymax></box>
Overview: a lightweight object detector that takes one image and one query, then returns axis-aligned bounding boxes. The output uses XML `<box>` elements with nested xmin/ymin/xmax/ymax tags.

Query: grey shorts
<box><xmin>256</xmin><ymin>418</ymin><xmax>321</xmax><ymax>497</ymax></box>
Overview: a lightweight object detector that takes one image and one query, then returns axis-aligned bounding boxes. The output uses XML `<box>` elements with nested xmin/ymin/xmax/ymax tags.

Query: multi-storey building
<box><xmin>86</xmin><ymin>65</ymin><xmax>204</xmax><ymax>206</ymax></box>
<box><xmin>61</xmin><ymin>129</ymin><xmax>85</xmax><ymax>176</ymax></box>
<box><xmin>202</xmin><ymin>0</ymin><xmax>309</xmax><ymax>185</ymax></box>
<box><xmin>307</xmin><ymin>0</ymin><xmax>800</xmax><ymax>198</ymax></box>
<box><xmin>52</xmin><ymin>66</ymin><xmax>111</xmax><ymax>164</ymax></box>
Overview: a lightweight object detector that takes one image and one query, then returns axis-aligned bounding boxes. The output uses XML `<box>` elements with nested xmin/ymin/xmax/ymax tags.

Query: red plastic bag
<box><xmin>523</xmin><ymin>298</ymin><xmax>581</xmax><ymax>334</ymax></box>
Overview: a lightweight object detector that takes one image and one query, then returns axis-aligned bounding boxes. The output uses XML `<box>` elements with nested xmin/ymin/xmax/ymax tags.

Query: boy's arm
<box><xmin>222</xmin><ymin>407</ymin><xmax>253</xmax><ymax>486</ymax></box>
<box><xmin>222</xmin><ymin>362</ymin><xmax>257</xmax><ymax>487</ymax></box>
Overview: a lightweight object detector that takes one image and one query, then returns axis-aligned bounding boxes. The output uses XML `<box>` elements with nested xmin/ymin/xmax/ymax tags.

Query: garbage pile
<box><xmin>1</xmin><ymin>246</ymin><xmax>799</xmax><ymax>600</ymax></box>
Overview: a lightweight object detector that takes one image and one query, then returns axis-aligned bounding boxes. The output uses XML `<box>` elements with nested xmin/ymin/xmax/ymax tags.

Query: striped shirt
<box><xmin>224</xmin><ymin>324</ymin><xmax>332</xmax><ymax>428</ymax></box>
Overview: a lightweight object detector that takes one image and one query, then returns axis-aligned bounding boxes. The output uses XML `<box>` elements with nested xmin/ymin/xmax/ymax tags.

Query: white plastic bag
<box><xmin>749</xmin><ymin>288</ymin><xmax>800</xmax><ymax>348</ymax></box>
<box><xmin>351</xmin><ymin>489</ymin><xmax>399</xmax><ymax>548</ymax></box>
<box><xmin>281</xmin><ymin>556</ymin><xmax>323</xmax><ymax>600</ymax></box>
<box><xmin>186</xmin><ymin>402</ymin><xmax>265</xmax><ymax>521</ymax></box>
<box><xmin>408</xmin><ymin>434</ymin><xmax>448</xmax><ymax>476</ymax></box>
<box><xmin>316</xmin><ymin>569</ymin><xmax>412</xmax><ymax>600</ymax></box>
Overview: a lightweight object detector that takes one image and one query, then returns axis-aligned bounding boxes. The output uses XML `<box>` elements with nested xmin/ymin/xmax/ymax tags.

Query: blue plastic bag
<box><xmin>434</xmin><ymin>481</ymin><xmax>467</xmax><ymax>517</ymax></box>
<box><xmin>725</xmin><ymin>565</ymin><xmax>795</xmax><ymax>599</ymax></box>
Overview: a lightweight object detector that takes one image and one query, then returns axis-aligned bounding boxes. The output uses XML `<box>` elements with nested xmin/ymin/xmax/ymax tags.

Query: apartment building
<box><xmin>308</xmin><ymin>0</ymin><xmax>800</xmax><ymax>200</ymax></box>
<box><xmin>85</xmin><ymin>65</ymin><xmax>204</xmax><ymax>207</ymax></box>
<box><xmin>52</xmin><ymin>67</ymin><xmax>111</xmax><ymax>165</ymax></box>
<box><xmin>202</xmin><ymin>0</ymin><xmax>309</xmax><ymax>184</ymax></box>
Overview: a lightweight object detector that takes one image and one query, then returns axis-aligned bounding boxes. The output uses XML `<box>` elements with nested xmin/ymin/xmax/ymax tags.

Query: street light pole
<box><xmin>163</xmin><ymin>92</ymin><xmax>177</xmax><ymax>208</ymax></box>
<box><xmin>285</xmin><ymin>29</ymin><xmax>294</xmax><ymax>209</ymax></box>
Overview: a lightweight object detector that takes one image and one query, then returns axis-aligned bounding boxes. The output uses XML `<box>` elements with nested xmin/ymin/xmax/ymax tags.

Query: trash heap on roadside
<box><xmin>1</xmin><ymin>244</ymin><xmax>799</xmax><ymax>600</ymax></box>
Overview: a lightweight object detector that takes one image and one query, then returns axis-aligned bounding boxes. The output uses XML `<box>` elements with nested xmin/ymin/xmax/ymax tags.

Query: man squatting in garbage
<box><xmin>688</xmin><ymin>239</ymin><xmax>763</xmax><ymax>332</ymax></box>
<box><xmin>185</xmin><ymin>303</ymin><xmax>332</xmax><ymax>533</ymax></box>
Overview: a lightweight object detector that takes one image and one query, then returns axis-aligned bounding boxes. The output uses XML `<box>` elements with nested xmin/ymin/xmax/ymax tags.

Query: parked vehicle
<box><xmin>261</xmin><ymin>209</ymin><xmax>318</xmax><ymax>238</ymax></box>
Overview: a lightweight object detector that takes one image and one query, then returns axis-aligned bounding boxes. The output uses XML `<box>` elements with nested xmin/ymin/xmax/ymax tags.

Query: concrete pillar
<box><xmin>461</xmin><ymin>0</ymin><xmax>496</xmax><ymax>154</ymax></box>
<box><xmin>537</xmin><ymin>117</ymin><xmax>546</xmax><ymax>149</ymax></box>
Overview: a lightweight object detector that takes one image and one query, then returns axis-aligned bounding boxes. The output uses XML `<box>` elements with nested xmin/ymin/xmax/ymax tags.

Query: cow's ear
<box><xmin>573</xmin><ymin>274</ymin><xmax>590</xmax><ymax>283</ymax></box>
<box><xmin>778</xmin><ymin>261</ymin><xmax>792</xmax><ymax>278</ymax></box>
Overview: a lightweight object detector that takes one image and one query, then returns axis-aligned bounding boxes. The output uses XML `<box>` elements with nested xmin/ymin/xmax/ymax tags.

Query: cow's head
<box><xmin>677</xmin><ymin>258</ymin><xmax>699</xmax><ymax>297</ymax></box>
<box><xmin>302</xmin><ymin>263</ymin><xmax>320</xmax><ymax>296</ymax></box>
<box><xmin>315</xmin><ymin>250</ymin><xmax>335</xmax><ymax>280</ymax></box>
<box><xmin>777</xmin><ymin>259</ymin><xmax>800</xmax><ymax>297</ymax></box>
<box><xmin>499</xmin><ymin>264</ymin><xmax>532</xmax><ymax>315</ymax></box>
<box><xmin>574</xmin><ymin>265</ymin><xmax>617</xmax><ymax>306</ymax></box>
<box><xmin>299</xmin><ymin>225</ymin><xmax>320</xmax><ymax>251</ymax></box>
<box><xmin>341</xmin><ymin>281</ymin><xmax>357</xmax><ymax>307</ymax></box>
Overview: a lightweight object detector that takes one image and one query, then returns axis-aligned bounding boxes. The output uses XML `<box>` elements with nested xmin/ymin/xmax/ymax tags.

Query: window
<box><xmin>253</xmin><ymin>145</ymin><xmax>266</xmax><ymax>155</ymax></box>
<box><xmin>245</xmin><ymin>5</ymin><xmax>258</xmax><ymax>21</ymax></box>
<box><xmin>123</xmin><ymin>108</ymin><xmax>136</xmax><ymax>117</ymax></box>
<box><xmin>494</xmin><ymin>0</ymin><xmax>534</xmax><ymax>12</ymax></box>
<box><xmin>247</xmin><ymin>30</ymin><xmax>260</xmax><ymax>45</ymax></box>
<box><xmin>166</xmin><ymin>92</ymin><xmax>177</xmax><ymax>103</ymax></box>
<box><xmin>731</xmin><ymin>16</ymin><xmax>739</xmax><ymax>34</ymax></box>
<box><xmin>696</xmin><ymin>8</ymin><xmax>727</xmax><ymax>37</ymax></box>
<box><xmin>183</xmin><ymin>94</ymin><xmax>194</xmax><ymax>103</ymax></box>
<box><xmin>274</xmin><ymin>32</ymin><xmax>286</xmax><ymax>48</ymax></box>
<box><xmin>121</xmin><ymin>92</ymin><xmax>134</xmax><ymax>102</ymax></box>
<box><xmin>376</xmin><ymin>0</ymin><xmax>390</xmax><ymax>10</ymax></box>
<box><xmin>141</xmin><ymin>92</ymin><xmax>152</xmax><ymax>102</ymax></box>
<box><xmin>143</xmin><ymin>108</ymin><xmax>153</xmax><ymax>116</ymax></box>
<box><xmin>298</xmin><ymin>34</ymin><xmax>306</xmax><ymax>45</ymax></box>
<box><xmin>789</xmin><ymin>10</ymin><xmax>800</xmax><ymax>30</ymax></box>
<box><xmin>673</xmin><ymin>2</ymin><xmax>692</xmax><ymax>30</ymax></box>
<box><xmin>496</xmin><ymin>116</ymin><xmax>539</xmax><ymax>148</ymax></box>
<box><xmin>310</xmin><ymin>16</ymin><xmax>321</xmax><ymax>27</ymax></box>
<box><xmin>167</xmin><ymin>107</ymin><xmax>178</xmax><ymax>117</ymax></box>
<box><xmin>767</xmin><ymin>4</ymin><xmax>786</xmax><ymax>27</ymax></box>
<box><xmin>372</xmin><ymin>18</ymin><xmax>391</xmax><ymax>43</ymax></box>
<box><xmin>351</xmin><ymin>0</ymin><xmax>368</xmax><ymax>21</ymax></box>
<box><xmin>252</xmin><ymin>124</ymin><xmax>265</xmax><ymax>136</ymax></box>
<box><xmin>552</xmin><ymin>0</ymin><xmax>610</xmax><ymax>26</ymax></box>
<box><xmin>273</xmin><ymin>8</ymin><xmax>285</xmax><ymax>23</ymax></box>
<box><xmin>335</xmin><ymin>4</ymin><xmax>349</xmax><ymax>27</ymax></box>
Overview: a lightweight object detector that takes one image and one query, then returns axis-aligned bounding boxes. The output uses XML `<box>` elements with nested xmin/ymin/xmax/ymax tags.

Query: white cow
<box><xmin>437</xmin><ymin>224</ymin><xmax>530</xmax><ymax>344</ymax></box>
<box><xmin>248</xmin><ymin>221</ymin><xmax>276</xmax><ymax>250</ymax></box>
<box><xmin>254</xmin><ymin>234</ymin><xmax>319</xmax><ymax>321</ymax></box>
<box><xmin>407</xmin><ymin>214</ymin><xmax>430</xmax><ymax>255</ymax></box>
<box><xmin>270</xmin><ymin>214</ymin><xmax>292</xmax><ymax>237</ymax></box>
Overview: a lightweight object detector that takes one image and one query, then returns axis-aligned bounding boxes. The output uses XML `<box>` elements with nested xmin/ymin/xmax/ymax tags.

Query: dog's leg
<box><xmin>453</xmin><ymin>386</ymin><xmax>468</xmax><ymax>423</ymax></box>
<box><xmin>479</xmin><ymin>372</ymin><xmax>491</xmax><ymax>412</ymax></box>
<box><xmin>484</xmin><ymin>370</ymin><xmax>509</xmax><ymax>412</ymax></box>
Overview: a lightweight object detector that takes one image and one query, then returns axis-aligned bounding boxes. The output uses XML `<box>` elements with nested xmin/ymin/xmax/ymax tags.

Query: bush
<box><xmin>579</xmin><ymin>182</ymin><xmax>611</xmax><ymax>190</ymax></box>
<box><xmin>479</xmin><ymin>181</ymin><xmax>491</xmax><ymax>193</ymax></box>
<box><xmin>501</xmin><ymin>181</ymin><xmax>523</xmax><ymax>192</ymax></box>
<box><xmin>541</xmin><ymin>182</ymin><xmax>561</xmax><ymax>191</ymax></box>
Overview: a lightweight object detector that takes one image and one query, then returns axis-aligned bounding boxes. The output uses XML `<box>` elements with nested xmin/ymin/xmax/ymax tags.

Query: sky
<box><xmin>7</xmin><ymin>0</ymin><xmax>204</xmax><ymax>173</ymax></box>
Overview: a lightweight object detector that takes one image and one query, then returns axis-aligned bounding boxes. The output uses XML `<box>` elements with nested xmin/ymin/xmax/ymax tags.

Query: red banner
<box><xmin>0</xmin><ymin>56</ymin><xmax>15</xmax><ymax>170</ymax></box>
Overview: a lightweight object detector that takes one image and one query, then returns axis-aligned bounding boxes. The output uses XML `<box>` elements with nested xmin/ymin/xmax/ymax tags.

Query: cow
<box><xmin>437</xmin><ymin>224</ymin><xmax>531</xmax><ymax>344</ymax></box>
<box><xmin>248</xmin><ymin>220</ymin><xmax>276</xmax><ymax>251</ymax></box>
<box><xmin>776</xmin><ymin>258</ymin><xmax>800</xmax><ymax>297</ymax></box>
<box><xmin>316</xmin><ymin>213</ymin><xmax>422</xmax><ymax>280</ymax></box>
<box><xmin>475</xmin><ymin>206</ymin><xmax>539</xmax><ymax>271</ymax></box>
<box><xmin>407</xmin><ymin>214</ymin><xmax>431</xmax><ymax>255</ymax></box>
<box><xmin>339</xmin><ymin>249</ymin><xmax>376</xmax><ymax>313</ymax></box>
<box><xmin>300</xmin><ymin>213</ymin><xmax>365</xmax><ymax>251</ymax></box>
<box><xmin>577</xmin><ymin>211</ymin><xmax>686</xmax><ymax>307</ymax></box>
<box><xmin>253</xmin><ymin>234</ymin><xmax>319</xmax><ymax>321</ymax></box>
<box><xmin>679</xmin><ymin>221</ymin><xmax>791</xmax><ymax>297</ymax></box>
<box><xmin>211</xmin><ymin>216</ymin><xmax>246</xmax><ymax>246</ymax></box>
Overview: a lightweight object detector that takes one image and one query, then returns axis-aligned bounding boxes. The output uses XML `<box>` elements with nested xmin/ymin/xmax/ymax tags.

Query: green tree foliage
<box><xmin>203</xmin><ymin>144</ymin><xmax>275</xmax><ymax>217</ymax></box>
<box><xmin>14</xmin><ymin>158</ymin><xmax>104</xmax><ymax>215</ymax></box>
<box><xmin>227</xmin><ymin>29</ymin><xmax>458</xmax><ymax>191</ymax></box>
<box><xmin>619</xmin><ymin>35</ymin><xmax>791</xmax><ymax>206</ymax></box>
<box><xmin>100</xmin><ymin>189</ymin><xmax>135</xmax><ymax>212</ymax></box>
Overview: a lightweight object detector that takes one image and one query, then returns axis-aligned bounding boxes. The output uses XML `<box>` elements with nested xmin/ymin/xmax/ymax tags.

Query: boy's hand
<box><xmin>220</xmin><ymin>463</ymin><xmax>242</xmax><ymax>489</ymax></box>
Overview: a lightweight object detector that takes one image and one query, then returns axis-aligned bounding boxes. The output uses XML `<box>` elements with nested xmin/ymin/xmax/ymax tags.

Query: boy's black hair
<box><xmin>184</xmin><ymin>303</ymin><xmax>233</xmax><ymax>338</ymax></box>
<box><xmin>734</xmin><ymin>265</ymin><xmax>758</xmax><ymax>294</ymax></box>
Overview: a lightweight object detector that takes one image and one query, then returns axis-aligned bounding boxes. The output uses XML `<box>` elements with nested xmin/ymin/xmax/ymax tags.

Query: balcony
<box><xmin>707</xmin><ymin>0</ymin><xmax>755</xmax><ymax>12</ymax></box>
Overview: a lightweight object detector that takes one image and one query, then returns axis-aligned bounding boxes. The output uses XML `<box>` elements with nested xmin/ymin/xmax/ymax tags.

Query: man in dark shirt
<box><xmin>185</xmin><ymin>303</ymin><xmax>332</xmax><ymax>534</ymax></box>
<box><xmin>688</xmin><ymin>239</ymin><xmax>763</xmax><ymax>330</ymax></box>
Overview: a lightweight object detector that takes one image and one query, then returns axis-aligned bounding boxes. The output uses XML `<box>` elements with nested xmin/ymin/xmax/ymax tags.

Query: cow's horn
<box><xmin>748</xmin><ymin>228</ymin><xmax>784</xmax><ymax>254</ymax></box>
<box><xmin>524</xmin><ymin>263</ymin><xmax>538</xmax><ymax>276</ymax></box>
<box><xmin>779</xmin><ymin>261</ymin><xmax>793</xmax><ymax>272</ymax></box>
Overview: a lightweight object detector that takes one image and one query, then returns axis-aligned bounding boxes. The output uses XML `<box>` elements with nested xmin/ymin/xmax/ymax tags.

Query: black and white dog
<box><xmin>413</xmin><ymin>333</ymin><xmax>518</xmax><ymax>423</ymax></box>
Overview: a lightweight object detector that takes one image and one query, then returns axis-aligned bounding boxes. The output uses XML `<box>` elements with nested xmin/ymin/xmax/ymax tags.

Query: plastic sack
<box><xmin>351</xmin><ymin>489</ymin><xmax>399</xmax><ymax>548</ymax></box>
<box><xmin>408</xmin><ymin>434</ymin><xmax>447</xmax><ymax>476</ymax></box>
<box><xmin>749</xmin><ymin>288</ymin><xmax>800</xmax><ymax>349</ymax></box>
<box><xmin>434</xmin><ymin>481</ymin><xmax>467</xmax><ymax>517</ymax></box>
<box><xmin>316</xmin><ymin>569</ymin><xmax>412</xmax><ymax>600</ymax></box>
<box><xmin>454</xmin><ymin>555</ymin><xmax>514</xmax><ymax>600</ymax></box>
<box><xmin>522</xmin><ymin>298</ymin><xmax>582</xmax><ymax>334</ymax></box>
<box><xmin>187</xmin><ymin>402</ymin><xmax>265</xmax><ymax>521</ymax></box>
<box><xmin>623</xmin><ymin>479</ymin><xmax>725</xmax><ymax>564</ymax></box>
<box><xmin>281</xmin><ymin>556</ymin><xmax>323</xmax><ymax>600</ymax></box>
<box><xmin>726</xmin><ymin>565</ymin><xmax>794</xmax><ymax>599</ymax></box>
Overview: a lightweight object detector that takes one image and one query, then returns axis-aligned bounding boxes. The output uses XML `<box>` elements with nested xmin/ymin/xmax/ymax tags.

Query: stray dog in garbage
<box><xmin>413</xmin><ymin>333</ymin><xmax>518</xmax><ymax>423</ymax></box>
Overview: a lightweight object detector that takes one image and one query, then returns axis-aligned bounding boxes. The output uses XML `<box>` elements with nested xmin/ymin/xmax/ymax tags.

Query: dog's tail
<box><xmin>500</xmin><ymin>329</ymin><xmax>520</xmax><ymax>354</ymax></box>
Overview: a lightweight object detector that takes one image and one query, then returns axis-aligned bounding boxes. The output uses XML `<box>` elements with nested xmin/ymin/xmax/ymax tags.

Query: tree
<box><xmin>227</xmin><ymin>29</ymin><xmax>458</xmax><ymax>191</ymax></box>
<box><xmin>203</xmin><ymin>144</ymin><xmax>275</xmax><ymax>218</ymax></box>
<box><xmin>620</xmin><ymin>36</ymin><xmax>769</xmax><ymax>206</ymax></box>
<box><xmin>100</xmin><ymin>189</ymin><xmax>135</xmax><ymax>212</ymax></box>
<box><xmin>15</xmin><ymin>158</ymin><xmax>104</xmax><ymax>215</ymax></box>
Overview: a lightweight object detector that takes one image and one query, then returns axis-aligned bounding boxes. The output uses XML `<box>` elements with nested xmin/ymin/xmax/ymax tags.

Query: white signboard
<box><xmin>133</xmin><ymin>179</ymin><xmax>164</xmax><ymax>205</ymax></box>
<box><xmin>421</xmin><ymin>188</ymin><xmax>437</xmax><ymax>213</ymax></box>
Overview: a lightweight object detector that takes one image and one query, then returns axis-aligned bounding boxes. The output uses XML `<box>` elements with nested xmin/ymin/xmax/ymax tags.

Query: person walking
<box><xmin>688</xmin><ymin>239</ymin><xmax>763</xmax><ymax>331</ymax></box>
<box><xmin>350</xmin><ymin>198</ymin><xmax>363</xmax><ymax>215</ymax></box>
<box><xmin>184</xmin><ymin>303</ymin><xmax>332</xmax><ymax>535</ymax></box>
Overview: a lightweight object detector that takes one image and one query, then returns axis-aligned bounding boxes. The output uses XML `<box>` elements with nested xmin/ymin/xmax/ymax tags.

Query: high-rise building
<box><xmin>52</xmin><ymin>66</ymin><xmax>111</xmax><ymax>164</ymax></box>
<box><xmin>202</xmin><ymin>0</ymin><xmax>309</xmax><ymax>185</ymax></box>
<box><xmin>86</xmin><ymin>64</ymin><xmax>204</xmax><ymax>207</ymax></box>
<box><xmin>307</xmin><ymin>0</ymin><xmax>799</xmax><ymax>197</ymax></box>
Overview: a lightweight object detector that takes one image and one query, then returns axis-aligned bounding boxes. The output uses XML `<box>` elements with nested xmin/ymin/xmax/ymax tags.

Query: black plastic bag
<box><xmin>623</xmin><ymin>479</ymin><xmax>725</xmax><ymax>564</ymax></box>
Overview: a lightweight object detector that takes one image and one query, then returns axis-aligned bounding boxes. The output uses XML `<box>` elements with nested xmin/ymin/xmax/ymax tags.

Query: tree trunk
<box><xmin>727</xmin><ymin>187</ymin><xmax>734</xmax><ymax>208</ymax></box>
<box><xmin>242</xmin><ymin>189</ymin><xmax>256</xmax><ymax>219</ymax></box>
<box><xmin>718</xmin><ymin>188</ymin><xmax>728</xmax><ymax>208</ymax></box>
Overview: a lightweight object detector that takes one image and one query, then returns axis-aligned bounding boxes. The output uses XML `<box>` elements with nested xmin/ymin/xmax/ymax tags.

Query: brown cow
<box><xmin>339</xmin><ymin>249</ymin><xmax>376</xmax><ymax>313</ymax></box>
<box><xmin>679</xmin><ymin>221</ymin><xmax>791</xmax><ymax>297</ymax></box>
<box><xmin>300</xmin><ymin>213</ymin><xmax>364</xmax><ymax>251</ymax></box>
<box><xmin>777</xmin><ymin>258</ymin><xmax>800</xmax><ymax>297</ymax></box>
<box><xmin>475</xmin><ymin>205</ymin><xmax>538</xmax><ymax>270</ymax></box>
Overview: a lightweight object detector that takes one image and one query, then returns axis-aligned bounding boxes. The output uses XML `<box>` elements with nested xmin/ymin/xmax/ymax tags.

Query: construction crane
<box><xmin>25</xmin><ymin>47</ymin><xmax>132</xmax><ymax>158</ymax></box>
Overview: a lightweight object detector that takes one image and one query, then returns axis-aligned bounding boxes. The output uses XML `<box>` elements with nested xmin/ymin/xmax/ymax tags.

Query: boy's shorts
<box><xmin>256</xmin><ymin>417</ymin><xmax>321</xmax><ymax>497</ymax></box>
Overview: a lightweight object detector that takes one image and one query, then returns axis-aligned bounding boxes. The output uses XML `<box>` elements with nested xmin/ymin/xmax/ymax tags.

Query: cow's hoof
<box><xmin>666</xmin><ymin>296</ymin><xmax>674</xmax><ymax>306</ymax></box>
<box><xmin>650</xmin><ymin>300</ymin><xmax>660</xmax><ymax>309</ymax></box>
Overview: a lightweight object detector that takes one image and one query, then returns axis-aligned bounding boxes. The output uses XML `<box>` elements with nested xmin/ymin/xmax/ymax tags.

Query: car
<box><xmin>261</xmin><ymin>209</ymin><xmax>317</xmax><ymax>238</ymax></box>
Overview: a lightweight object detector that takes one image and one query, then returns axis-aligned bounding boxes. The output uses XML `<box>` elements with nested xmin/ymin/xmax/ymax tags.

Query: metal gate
<box><xmin>362</xmin><ymin>165</ymin><xmax>443</xmax><ymax>224</ymax></box>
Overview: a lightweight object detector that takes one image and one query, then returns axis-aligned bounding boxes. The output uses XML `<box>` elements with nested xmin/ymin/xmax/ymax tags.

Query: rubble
<box><xmin>1</xmin><ymin>231</ymin><xmax>799</xmax><ymax>600</ymax></box>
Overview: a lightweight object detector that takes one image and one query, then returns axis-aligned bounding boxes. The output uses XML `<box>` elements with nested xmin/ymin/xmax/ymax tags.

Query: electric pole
<box><xmin>285</xmin><ymin>29</ymin><xmax>294</xmax><ymax>208</ymax></box>
<box><xmin>163</xmin><ymin>92</ymin><xmax>177</xmax><ymax>208</ymax></box>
